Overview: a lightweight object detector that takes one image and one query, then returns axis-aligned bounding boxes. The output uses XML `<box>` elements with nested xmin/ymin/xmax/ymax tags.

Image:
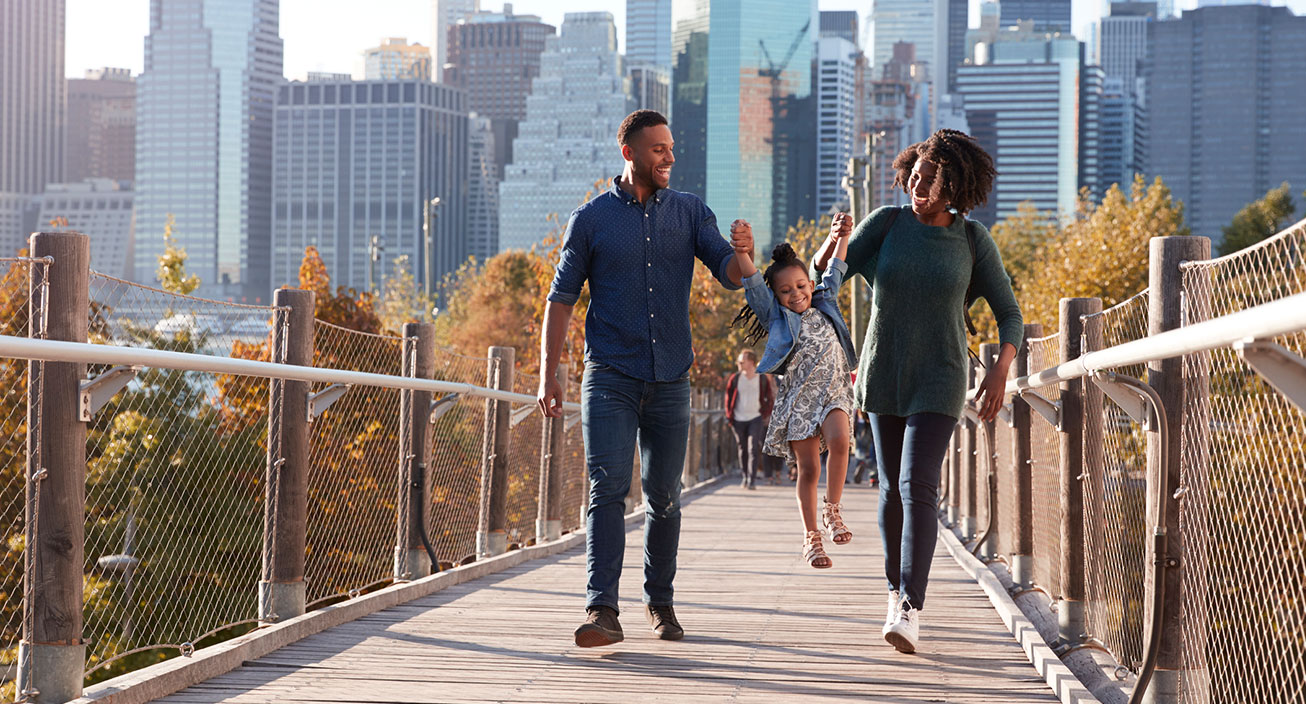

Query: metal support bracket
<box><xmin>429</xmin><ymin>393</ymin><xmax>460</xmax><ymax>424</ymax></box>
<box><xmin>1019</xmin><ymin>389</ymin><xmax>1062</xmax><ymax>430</ymax></box>
<box><xmin>998</xmin><ymin>403</ymin><xmax>1013</xmax><ymax>426</ymax></box>
<box><xmin>564</xmin><ymin>411</ymin><xmax>582</xmax><ymax>432</ymax></box>
<box><xmin>1091</xmin><ymin>371</ymin><xmax>1154</xmax><ymax>429</ymax></box>
<box><xmin>962</xmin><ymin>406</ymin><xmax>982</xmax><ymax>425</ymax></box>
<box><xmin>80</xmin><ymin>365</ymin><xmax>140</xmax><ymax>421</ymax></box>
<box><xmin>307</xmin><ymin>383</ymin><xmax>352</xmax><ymax>422</ymax></box>
<box><xmin>1236</xmin><ymin>339</ymin><xmax>1306</xmax><ymax>412</ymax></box>
<box><xmin>509</xmin><ymin>403</ymin><xmax>535</xmax><ymax>428</ymax></box>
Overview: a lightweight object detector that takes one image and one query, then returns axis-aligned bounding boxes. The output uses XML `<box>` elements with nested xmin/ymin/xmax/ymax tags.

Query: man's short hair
<box><xmin>738</xmin><ymin>349</ymin><xmax>758</xmax><ymax>362</ymax></box>
<box><xmin>618</xmin><ymin>109</ymin><xmax>668</xmax><ymax>146</ymax></box>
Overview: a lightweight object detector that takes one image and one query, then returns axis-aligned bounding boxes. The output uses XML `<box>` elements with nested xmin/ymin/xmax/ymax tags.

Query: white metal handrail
<box><xmin>0</xmin><ymin>334</ymin><xmax>582</xmax><ymax>412</ymax></box>
<box><xmin>967</xmin><ymin>291</ymin><xmax>1306</xmax><ymax>399</ymax></box>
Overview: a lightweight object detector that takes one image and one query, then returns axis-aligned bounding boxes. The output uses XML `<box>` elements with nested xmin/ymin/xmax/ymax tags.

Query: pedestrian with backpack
<box><xmin>816</xmin><ymin>129</ymin><xmax>1023</xmax><ymax>654</ymax></box>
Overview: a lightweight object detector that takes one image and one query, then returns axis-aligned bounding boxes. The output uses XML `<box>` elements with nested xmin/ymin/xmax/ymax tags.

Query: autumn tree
<box><xmin>1219</xmin><ymin>183</ymin><xmax>1299</xmax><ymax>256</ymax></box>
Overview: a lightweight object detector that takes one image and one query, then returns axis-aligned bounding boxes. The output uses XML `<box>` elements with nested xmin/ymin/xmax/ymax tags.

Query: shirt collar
<box><xmin>610</xmin><ymin>174</ymin><xmax>663</xmax><ymax>206</ymax></box>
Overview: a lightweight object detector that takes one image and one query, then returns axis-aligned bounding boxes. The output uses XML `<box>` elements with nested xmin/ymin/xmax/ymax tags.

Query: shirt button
<box><xmin>652</xmin><ymin>338</ymin><xmax>657</xmax><ymax>343</ymax></box>
<box><xmin>650</xmin><ymin>313</ymin><xmax>654</xmax><ymax>318</ymax></box>
<box><xmin>648</xmin><ymin>288</ymin><xmax>652</xmax><ymax>292</ymax></box>
<box><xmin>645</xmin><ymin>213</ymin><xmax>649</xmax><ymax>218</ymax></box>
<box><xmin>647</xmin><ymin>262</ymin><xmax>651</xmax><ymax>267</ymax></box>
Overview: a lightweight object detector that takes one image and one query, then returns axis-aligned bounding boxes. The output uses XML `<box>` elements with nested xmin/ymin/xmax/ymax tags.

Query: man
<box><xmin>538</xmin><ymin>109</ymin><xmax>754</xmax><ymax>647</ymax></box>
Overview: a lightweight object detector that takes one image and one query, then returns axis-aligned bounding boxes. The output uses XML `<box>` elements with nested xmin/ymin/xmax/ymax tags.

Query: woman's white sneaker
<box><xmin>881</xmin><ymin>590</ymin><xmax>901</xmax><ymax>637</ymax></box>
<box><xmin>884</xmin><ymin>602</ymin><xmax>920</xmax><ymax>654</ymax></box>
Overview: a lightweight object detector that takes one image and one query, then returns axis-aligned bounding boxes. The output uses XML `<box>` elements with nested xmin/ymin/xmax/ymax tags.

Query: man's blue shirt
<box><xmin>547</xmin><ymin>177</ymin><xmax>740</xmax><ymax>382</ymax></box>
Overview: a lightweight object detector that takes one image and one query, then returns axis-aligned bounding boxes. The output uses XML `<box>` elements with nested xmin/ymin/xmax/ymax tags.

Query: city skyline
<box><xmin>68</xmin><ymin>0</ymin><xmax>1306</xmax><ymax>81</ymax></box>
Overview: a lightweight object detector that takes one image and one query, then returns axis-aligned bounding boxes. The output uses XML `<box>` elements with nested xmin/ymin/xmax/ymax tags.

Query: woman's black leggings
<box><xmin>870</xmin><ymin>412</ymin><xmax>956</xmax><ymax>610</ymax></box>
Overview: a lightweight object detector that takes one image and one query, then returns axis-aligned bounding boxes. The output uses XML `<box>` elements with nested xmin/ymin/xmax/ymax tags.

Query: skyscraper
<box><xmin>957</xmin><ymin>35</ymin><xmax>1084</xmax><ymax>224</ymax></box>
<box><xmin>672</xmin><ymin>0</ymin><xmax>819</xmax><ymax>247</ymax></box>
<box><xmin>627</xmin><ymin>0</ymin><xmax>673</xmax><ymax>70</ymax></box>
<box><xmin>1097</xmin><ymin>77</ymin><xmax>1146</xmax><ymax>199</ymax></box>
<box><xmin>1079</xmin><ymin>66</ymin><xmax>1106</xmax><ymax>202</ymax></box>
<box><xmin>1101</xmin><ymin>2</ymin><xmax>1155</xmax><ymax>87</ymax></box>
<box><xmin>433</xmin><ymin>0</ymin><xmax>478</xmax><ymax>75</ymax></box>
<box><xmin>364</xmin><ymin>38</ymin><xmax>432</xmax><ymax>81</ymax></box>
<box><xmin>1000</xmin><ymin>0</ymin><xmax>1073</xmax><ymax>32</ymax></box>
<box><xmin>135</xmin><ymin>0</ymin><xmax>283</xmax><ymax>302</ymax></box>
<box><xmin>271</xmin><ymin>79</ymin><xmax>467</xmax><ymax>293</ymax></box>
<box><xmin>445</xmin><ymin>8</ymin><xmax>555</xmax><ymax>176</ymax></box>
<box><xmin>819</xmin><ymin>10</ymin><xmax>858</xmax><ymax>44</ymax></box>
<box><xmin>466</xmin><ymin>114</ymin><xmax>499</xmax><ymax>261</ymax></box>
<box><xmin>67</xmin><ymin>68</ymin><xmax>135</xmax><ymax>184</ymax></box>
<box><xmin>498</xmin><ymin>13</ymin><xmax>634</xmax><ymax>252</ymax></box>
<box><xmin>1147</xmin><ymin>4</ymin><xmax>1306</xmax><ymax>241</ymax></box>
<box><xmin>871</xmin><ymin>0</ymin><xmax>941</xmax><ymax>73</ymax></box>
<box><xmin>816</xmin><ymin>35</ymin><xmax>859</xmax><ymax>215</ymax></box>
<box><xmin>0</xmin><ymin>0</ymin><xmax>65</xmax><ymax>257</ymax></box>
<box><xmin>36</xmin><ymin>179</ymin><xmax>134</xmax><ymax>278</ymax></box>
<box><xmin>629</xmin><ymin>64</ymin><xmax>671</xmax><ymax>115</ymax></box>
<box><xmin>945</xmin><ymin>0</ymin><xmax>969</xmax><ymax>93</ymax></box>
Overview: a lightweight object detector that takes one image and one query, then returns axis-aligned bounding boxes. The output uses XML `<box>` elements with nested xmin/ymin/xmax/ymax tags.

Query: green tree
<box><xmin>1218</xmin><ymin>183</ymin><xmax>1298</xmax><ymax>256</ymax></box>
<box><xmin>377</xmin><ymin>255</ymin><xmax>432</xmax><ymax>333</ymax></box>
<box><xmin>155</xmin><ymin>215</ymin><xmax>200</xmax><ymax>296</ymax></box>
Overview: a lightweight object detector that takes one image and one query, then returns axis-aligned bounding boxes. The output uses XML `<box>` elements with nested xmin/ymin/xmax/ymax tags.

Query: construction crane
<box><xmin>758</xmin><ymin>20</ymin><xmax>812</xmax><ymax>98</ymax></box>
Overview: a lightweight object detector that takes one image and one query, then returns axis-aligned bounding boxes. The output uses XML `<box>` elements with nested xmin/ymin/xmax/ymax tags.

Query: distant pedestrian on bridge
<box><xmin>725</xmin><ymin>349</ymin><xmax>774</xmax><ymax>491</ymax></box>
<box><xmin>819</xmin><ymin>129</ymin><xmax>1023</xmax><ymax>654</ymax></box>
<box><xmin>537</xmin><ymin>109</ymin><xmax>755</xmax><ymax>648</ymax></box>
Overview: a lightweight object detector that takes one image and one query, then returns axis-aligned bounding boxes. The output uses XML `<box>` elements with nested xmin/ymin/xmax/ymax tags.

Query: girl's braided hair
<box><xmin>891</xmin><ymin>129</ymin><xmax>996</xmax><ymax>215</ymax></box>
<box><xmin>730</xmin><ymin>242</ymin><xmax>807</xmax><ymax>345</ymax></box>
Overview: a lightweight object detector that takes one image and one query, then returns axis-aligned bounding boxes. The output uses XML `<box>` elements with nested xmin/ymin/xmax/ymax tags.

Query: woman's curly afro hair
<box><xmin>891</xmin><ymin>129</ymin><xmax>996</xmax><ymax>215</ymax></box>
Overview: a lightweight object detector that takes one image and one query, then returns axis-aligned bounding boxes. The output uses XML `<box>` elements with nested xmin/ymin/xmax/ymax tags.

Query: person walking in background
<box><xmin>537</xmin><ymin>109</ymin><xmax>755</xmax><ymax>648</ymax></box>
<box><xmin>725</xmin><ymin>349</ymin><xmax>774</xmax><ymax>490</ymax></box>
<box><xmin>731</xmin><ymin>214</ymin><xmax>858</xmax><ymax>569</ymax></box>
<box><xmin>819</xmin><ymin>129</ymin><xmax>1022</xmax><ymax>654</ymax></box>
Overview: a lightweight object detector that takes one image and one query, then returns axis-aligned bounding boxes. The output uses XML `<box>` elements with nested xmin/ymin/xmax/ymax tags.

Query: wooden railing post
<box><xmin>977</xmin><ymin>342</ymin><xmax>1001</xmax><ymax>560</ymax></box>
<box><xmin>960</xmin><ymin>363</ymin><xmax>978</xmax><ymax>541</ymax></box>
<box><xmin>477</xmin><ymin>346</ymin><xmax>513</xmax><ymax>557</ymax></box>
<box><xmin>261</xmin><ymin>288</ymin><xmax>314</xmax><ymax>623</ymax></box>
<box><xmin>536</xmin><ymin>367</ymin><xmax>566</xmax><ymax>543</ymax></box>
<box><xmin>946</xmin><ymin>428</ymin><xmax>962</xmax><ymax>527</ymax></box>
<box><xmin>396</xmin><ymin>323</ymin><xmax>435</xmax><ymax>579</ymax></box>
<box><xmin>1144</xmin><ymin>236</ymin><xmax>1209</xmax><ymax>703</ymax></box>
<box><xmin>682</xmin><ymin>389</ymin><xmax>700</xmax><ymax>487</ymax></box>
<box><xmin>19</xmin><ymin>232</ymin><xmax>90</xmax><ymax>703</ymax></box>
<box><xmin>1057</xmin><ymin>297</ymin><xmax>1101</xmax><ymax>644</ymax></box>
<box><xmin>1010</xmin><ymin>323</ymin><xmax>1042</xmax><ymax>589</ymax></box>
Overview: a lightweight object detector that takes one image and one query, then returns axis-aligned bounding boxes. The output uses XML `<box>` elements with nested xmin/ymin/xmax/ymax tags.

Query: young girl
<box><xmin>729</xmin><ymin>214</ymin><xmax>857</xmax><ymax>568</ymax></box>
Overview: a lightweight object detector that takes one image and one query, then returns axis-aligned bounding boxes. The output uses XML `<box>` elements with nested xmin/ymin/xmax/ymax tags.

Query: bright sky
<box><xmin>66</xmin><ymin>0</ymin><xmax>1306</xmax><ymax>80</ymax></box>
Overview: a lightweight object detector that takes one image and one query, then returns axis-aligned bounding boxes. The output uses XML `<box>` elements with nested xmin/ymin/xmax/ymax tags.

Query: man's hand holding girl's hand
<box><xmin>730</xmin><ymin>219</ymin><xmax>754</xmax><ymax>256</ymax></box>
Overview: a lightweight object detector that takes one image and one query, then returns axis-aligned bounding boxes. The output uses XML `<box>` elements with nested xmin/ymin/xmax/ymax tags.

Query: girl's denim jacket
<box><xmin>743</xmin><ymin>258</ymin><xmax>858</xmax><ymax>376</ymax></box>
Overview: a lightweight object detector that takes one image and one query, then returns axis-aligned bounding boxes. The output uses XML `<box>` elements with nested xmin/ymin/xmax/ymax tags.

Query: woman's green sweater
<box><xmin>845</xmin><ymin>206</ymin><xmax>1024</xmax><ymax>420</ymax></box>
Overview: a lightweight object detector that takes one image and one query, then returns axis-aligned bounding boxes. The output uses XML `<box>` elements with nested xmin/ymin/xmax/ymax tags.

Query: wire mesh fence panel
<box><xmin>505</xmin><ymin>370</ymin><xmax>543</xmax><ymax>546</ymax></box>
<box><xmin>1178</xmin><ymin>222</ymin><xmax>1306</xmax><ymax>704</ymax></box>
<box><xmin>82</xmin><ymin>277</ymin><xmax>281</xmax><ymax>682</ymax></box>
<box><xmin>304</xmin><ymin>322</ymin><xmax>405</xmax><ymax>607</ymax></box>
<box><xmin>0</xmin><ymin>258</ymin><xmax>48</xmax><ymax>702</ymax></box>
<box><xmin>1027</xmin><ymin>333</ymin><xmax>1063</xmax><ymax>602</ymax></box>
<box><xmin>1081</xmin><ymin>291</ymin><xmax>1150</xmax><ymax>674</ymax></box>
<box><xmin>559</xmin><ymin>373</ymin><xmax>587</xmax><ymax>535</ymax></box>
<box><xmin>426</xmin><ymin>349</ymin><xmax>493</xmax><ymax>565</ymax></box>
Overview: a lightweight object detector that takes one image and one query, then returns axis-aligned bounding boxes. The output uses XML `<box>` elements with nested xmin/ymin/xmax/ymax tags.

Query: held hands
<box><xmin>829</xmin><ymin>212</ymin><xmax>853</xmax><ymax>241</ymax></box>
<box><xmin>730</xmin><ymin>219</ymin><xmax>758</xmax><ymax>277</ymax></box>
<box><xmin>537</xmin><ymin>375</ymin><xmax>564</xmax><ymax>418</ymax></box>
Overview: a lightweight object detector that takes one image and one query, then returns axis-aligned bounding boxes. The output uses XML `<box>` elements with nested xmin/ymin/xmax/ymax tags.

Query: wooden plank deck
<box><xmin>156</xmin><ymin>481</ymin><xmax>1058</xmax><ymax>703</ymax></box>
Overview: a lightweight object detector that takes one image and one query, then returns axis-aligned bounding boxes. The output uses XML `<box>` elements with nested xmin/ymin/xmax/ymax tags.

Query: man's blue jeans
<box><xmin>870</xmin><ymin>412</ymin><xmax>956</xmax><ymax>610</ymax></box>
<box><xmin>581</xmin><ymin>361</ymin><xmax>690</xmax><ymax>613</ymax></box>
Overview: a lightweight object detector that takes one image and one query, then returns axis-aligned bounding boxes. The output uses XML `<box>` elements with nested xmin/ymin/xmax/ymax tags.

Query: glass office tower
<box><xmin>135</xmin><ymin>0</ymin><xmax>282</xmax><ymax>302</ymax></box>
<box><xmin>672</xmin><ymin>0</ymin><xmax>818</xmax><ymax>248</ymax></box>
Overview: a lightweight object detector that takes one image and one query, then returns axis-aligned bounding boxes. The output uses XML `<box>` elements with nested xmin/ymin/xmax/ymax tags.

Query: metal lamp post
<box><xmin>422</xmin><ymin>197</ymin><xmax>442</xmax><ymax>313</ymax></box>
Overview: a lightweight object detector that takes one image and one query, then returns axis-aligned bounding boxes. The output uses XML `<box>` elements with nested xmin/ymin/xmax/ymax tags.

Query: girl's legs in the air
<box><xmin>789</xmin><ymin>435</ymin><xmax>830</xmax><ymax>568</ymax></box>
<box><xmin>820</xmin><ymin>409</ymin><xmax>853</xmax><ymax>544</ymax></box>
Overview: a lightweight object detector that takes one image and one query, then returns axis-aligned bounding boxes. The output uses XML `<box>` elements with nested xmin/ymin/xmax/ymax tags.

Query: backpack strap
<box><xmin>963</xmin><ymin>218</ymin><xmax>979</xmax><ymax>336</ymax></box>
<box><xmin>880</xmin><ymin>205</ymin><xmax>902</xmax><ymax>241</ymax></box>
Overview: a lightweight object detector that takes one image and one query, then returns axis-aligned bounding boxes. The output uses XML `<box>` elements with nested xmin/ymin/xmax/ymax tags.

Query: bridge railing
<box><xmin>0</xmin><ymin>232</ymin><xmax>732</xmax><ymax>703</ymax></box>
<box><xmin>952</xmin><ymin>219</ymin><xmax>1306</xmax><ymax>704</ymax></box>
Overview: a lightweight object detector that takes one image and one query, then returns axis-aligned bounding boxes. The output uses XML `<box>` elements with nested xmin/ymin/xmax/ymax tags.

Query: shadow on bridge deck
<box><xmin>155</xmin><ymin>481</ymin><xmax>1058</xmax><ymax>703</ymax></box>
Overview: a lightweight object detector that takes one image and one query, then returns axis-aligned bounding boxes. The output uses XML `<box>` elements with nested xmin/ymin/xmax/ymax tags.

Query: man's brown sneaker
<box><xmin>574</xmin><ymin>605</ymin><xmax>623</xmax><ymax>647</ymax></box>
<box><xmin>645</xmin><ymin>604</ymin><xmax>684</xmax><ymax>641</ymax></box>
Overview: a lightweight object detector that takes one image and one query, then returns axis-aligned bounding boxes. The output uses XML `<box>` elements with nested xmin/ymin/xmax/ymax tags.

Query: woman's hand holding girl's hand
<box><xmin>975</xmin><ymin>366</ymin><xmax>1008</xmax><ymax>422</ymax></box>
<box><xmin>829</xmin><ymin>212</ymin><xmax>853</xmax><ymax>241</ymax></box>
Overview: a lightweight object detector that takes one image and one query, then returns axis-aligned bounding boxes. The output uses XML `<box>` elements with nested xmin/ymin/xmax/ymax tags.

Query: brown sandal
<box><xmin>822</xmin><ymin>498</ymin><xmax>853</xmax><ymax>545</ymax></box>
<box><xmin>803</xmin><ymin>530</ymin><xmax>832</xmax><ymax>569</ymax></box>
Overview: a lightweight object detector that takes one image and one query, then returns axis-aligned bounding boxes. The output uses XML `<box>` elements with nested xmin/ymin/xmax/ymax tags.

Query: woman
<box><xmin>829</xmin><ymin>129</ymin><xmax>1022</xmax><ymax>653</ymax></box>
<box><xmin>725</xmin><ymin>349</ymin><xmax>775</xmax><ymax>490</ymax></box>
